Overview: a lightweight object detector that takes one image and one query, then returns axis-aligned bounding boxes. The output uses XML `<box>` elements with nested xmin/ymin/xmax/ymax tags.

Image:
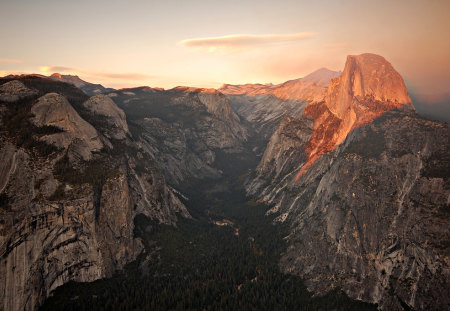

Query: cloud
<box><xmin>39</xmin><ymin>66</ymin><xmax>76</xmax><ymax>73</ymax></box>
<box><xmin>38</xmin><ymin>65</ymin><xmax>152</xmax><ymax>81</ymax></box>
<box><xmin>0</xmin><ymin>58</ymin><xmax>23</xmax><ymax>64</ymax></box>
<box><xmin>180</xmin><ymin>32</ymin><xmax>316</xmax><ymax>52</ymax></box>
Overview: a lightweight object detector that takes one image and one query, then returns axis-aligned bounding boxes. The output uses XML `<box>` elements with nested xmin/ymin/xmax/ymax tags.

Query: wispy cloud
<box><xmin>39</xmin><ymin>66</ymin><xmax>76</xmax><ymax>73</ymax></box>
<box><xmin>39</xmin><ymin>66</ymin><xmax>152</xmax><ymax>81</ymax></box>
<box><xmin>180</xmin><ymin>32</ymin><xmax>316</xmax><ymax>52</ymax></box>
<box><xmin>0</xmin><ymin>58</ymin><xmax>23</xmax><ymax>64</ymax></box>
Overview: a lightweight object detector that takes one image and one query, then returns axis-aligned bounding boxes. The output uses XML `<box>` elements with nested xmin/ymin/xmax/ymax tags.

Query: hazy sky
<box><xmin>0</xmin><ymin>0</ymin><xmax>449</xmax><ymax>94</ymax></box>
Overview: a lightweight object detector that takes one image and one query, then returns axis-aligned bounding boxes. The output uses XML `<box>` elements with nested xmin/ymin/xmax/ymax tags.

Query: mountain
<box><xmin>302</xmin><ymin>67</ymin><xmax>342</xmax><ymax>87</ymax></box>
<box><xmin>0</xmin><ymin>76</ymin><xmax>189</xmax><ymax>311</ymax></box>
<box><xmin>220</xmin><ymin>67</ymin><xmax>340</xmax><ymax>100</ymax></box>
<box><xmin>295</xmin><ymin>53</ymin><xmax>414</xmax><ymax>178</ymax></box>
<box><xmin>220</xmin><ymin>68</ymin><xmax>340</xmax><ymax>142</ymax></box>
<box><xmin>108</xmin><ymin>85</ymin><xmax>249</xmax><ymax>186</ymax></box>
<box><xmin>246</xmin><ymin>54</ymin><xmax>449</xmax><ymax>310</ymax></box>
<box><xmin>49</xmin><ymin>73</ymin><xmax>115</xmax><ymax>96</ymax></box>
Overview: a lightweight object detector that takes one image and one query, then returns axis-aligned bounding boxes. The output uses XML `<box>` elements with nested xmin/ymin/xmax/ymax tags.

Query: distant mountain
<box><xmin>219</xmin><ymin>68</ymin><xmax>340</xmax><ymax>142</ymax></box>
<box><xmin>49</xmin><ymin>73</ymin><xmax>115</xmax><ymax>96</ymax></box>
<box><xmin>301</xmin><ymin>67</ymin><xmax>341</xmax><ymax>87</ymax></box>
<box><xmin>220</xmin><ymin>67</ymin><xmax>340</xmax><ymax>102</ymax></box>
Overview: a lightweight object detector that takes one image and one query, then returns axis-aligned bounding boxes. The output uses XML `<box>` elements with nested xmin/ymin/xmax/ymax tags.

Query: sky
<box><xmin>0</xmin><ymin>0</ymin><xmax>449</xmax><ymax>95</ymax></box>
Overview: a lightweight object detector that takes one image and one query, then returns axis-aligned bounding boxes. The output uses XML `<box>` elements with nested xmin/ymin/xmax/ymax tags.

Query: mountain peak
<box><xmin>326</xmin><ymin>53</ymin><xmax>413</xmax><ymax>120</ymax></box>
<box><xmin>295</xmin><ymin>53</ymin><xmax>414</xmax><ymax>180</ymax></box>
<box><xmin>301</xmin><ymin>67</ymin><xmax>341</xmax><ymax>87</ymax></box>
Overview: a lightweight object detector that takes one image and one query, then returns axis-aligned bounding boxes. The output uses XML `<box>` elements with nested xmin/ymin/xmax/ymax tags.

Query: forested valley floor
<box><xmin>41</xmin><ymin>147</ymin><xmax>377</xmax><ymax>311</ymax></box>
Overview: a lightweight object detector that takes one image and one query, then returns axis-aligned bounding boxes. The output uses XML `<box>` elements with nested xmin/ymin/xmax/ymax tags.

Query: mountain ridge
<box><xmin>219</xmin><ymin>67</ymin><xmax>340</xmax><ymax>102</ymax></box>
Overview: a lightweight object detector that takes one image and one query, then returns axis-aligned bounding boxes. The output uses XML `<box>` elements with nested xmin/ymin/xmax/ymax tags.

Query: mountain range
<box><xmin>0</xmin><ymin>53</ymin><xmax>448</xmax><ymax>311</ymax></box>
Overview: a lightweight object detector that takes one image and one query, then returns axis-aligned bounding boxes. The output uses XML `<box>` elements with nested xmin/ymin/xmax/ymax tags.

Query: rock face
<box><xmin>247</xmin><ymin>54</ymin><xmax>450</xmax><ymax>310</ymax></box>
<box><xmin>110</xmin><ymin>86</ymin><xmax>249</xmax><ymax>186</ymax></box>
<box><xmin>83</xmin><ymin>94</ymin><xmax>130</xmax><ymax>140</ymax></box>
<box><xmin>294</xmin><ymin>54</ymin><xmax>414</xmax><ymax>180</ymax></box>
<box><xmin>30</xmin><ymin>93</ymin><xmax>104</xmax><ymax>160</ymax></box>
<box><xmin>0</xmin><ymin>78</ymin><xmax>189</xmax><ymax>311</ymax></box>
<box><xmin>0</xmin><ymin>80</ymin><xmax>37</xmax><ymax>102</ymax></box>
<box><xmin>224</xmin><ymin>94</ymin><xmax>309</xmax><ymax>142</ymax></box>
<box><xmin>325</xmin><ymin>54</ymin><xmax>411</xmax><ymax>120</ymax></box>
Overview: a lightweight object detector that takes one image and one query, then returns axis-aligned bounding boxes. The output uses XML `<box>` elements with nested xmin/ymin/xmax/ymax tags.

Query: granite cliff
<box><xmin>0</xmin><ymin>77</ymin><xmax>189</xmax><ymax>311</ymax></box>
<box><xmin>246</xmin><ymin>54</ymin><xmax>449</xmax><ymax>310</ymax></box>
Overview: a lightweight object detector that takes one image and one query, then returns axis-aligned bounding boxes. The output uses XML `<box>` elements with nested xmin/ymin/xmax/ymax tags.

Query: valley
<box><xmin>0</xmin><ymin>53</ymin><xmax>448</xmax><ymax>311</ymax></box>
<box><xmin>40</xmin><ymin>150</ymin><xmax>376</xmax><ymax>311</ymax></box>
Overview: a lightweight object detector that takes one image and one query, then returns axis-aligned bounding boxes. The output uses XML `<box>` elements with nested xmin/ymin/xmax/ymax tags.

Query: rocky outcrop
<box><xmin>0</xmin><ymin>80</ymin><xmax>37</xmax><ymax>102</ymax></box>
<box><xmin>30</xmin><ymin>93</ymin><xmax>104</xmax><ymax>160</ymax></box>
<box><xmin>0</xmin><ymin>79</ymin><xmax>189</xmax><ymax>311</ymax></box>
<box><xmin>247</xmin><ymin>54</ymin><xmax>450</xmax><ymax>310</ymax></box>
<box><xmin>83</xmin><ymin>94</ymin><xmax>130</xmax><ymax>140</ymax></box>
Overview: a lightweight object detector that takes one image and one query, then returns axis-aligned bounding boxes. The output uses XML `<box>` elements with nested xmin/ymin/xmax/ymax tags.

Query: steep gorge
<box><xmin>0</xmin><ymin>53</ymin><xmax>448</xmax><ymax>311</ymax></box>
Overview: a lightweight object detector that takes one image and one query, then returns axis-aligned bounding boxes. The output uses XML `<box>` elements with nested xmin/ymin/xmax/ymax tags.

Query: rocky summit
<box><xmin>294</xmin><ymin>53</ymin><xmax>415</xmax><ymax>179</ymax></box>
<box><xmin>245</xmin><ymin>54</ymin><xmax>449</xmax><ymax>310</ymax></box>
<box><xmin>0</xmin><ymin>53</ymin><xmax>448</xmax><ymax>311</ymax></box>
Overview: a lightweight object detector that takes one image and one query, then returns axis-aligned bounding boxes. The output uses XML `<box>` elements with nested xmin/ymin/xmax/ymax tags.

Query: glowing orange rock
<box><xmin>294</xmin><ymin>53</ymin><xmax>413</xmax><ymax>181</ymax></box>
